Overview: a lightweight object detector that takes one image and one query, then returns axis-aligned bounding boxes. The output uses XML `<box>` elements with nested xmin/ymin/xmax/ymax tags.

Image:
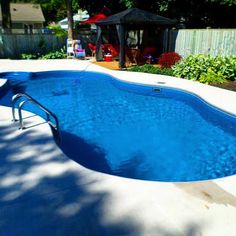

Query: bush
<box><xmin>211</xmin><ymin>56</ymin><xmax>236</xmax><ymax>81</ymax></box>
<box><xmin>39</xmin><ymin>48</ymin><xmax>66</xmax><ymax>59</ymax></box>
<box><xmin>158</xmin><ymin>52</ymin><xmax>182</xmax><ymax>68</ymax></box>
<box><xmin>173</xmin><ymin>54</ymin><xmax>236</xmax><ymax>84</ymax></box>
<box><xmin>20</xmin><ymin>48</ymin><xmax>66</xmax><ymax>60</ymax></box>
<box><xmin>48</xmin><ymin>24</ymin><xmax>67</xmax><ymax>37</ymax></box>
<box><xmin>128</xmin><ymin>64</ymin><xmax>173</xmax><ymax>76</ymax></box>
<box><xmin>199</xmin><ymin>68</ymin><xmax>226</xmax><ymax>84</ymax></box>
<box><xmin>21</xmin><ymin>53</ymin><xmax>39</xmax><ymax>59</ymax></box>
<box><xmin>160</xmin><ymin>67</ymin><xmax>174</xmax><ymax>76</ymax></box>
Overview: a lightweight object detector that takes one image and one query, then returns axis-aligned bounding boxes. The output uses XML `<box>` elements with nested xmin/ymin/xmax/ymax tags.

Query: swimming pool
<box><xmin>1</xmin><ymin>70</ymin><xmax>236</xmax><ymax>182</ymax></box>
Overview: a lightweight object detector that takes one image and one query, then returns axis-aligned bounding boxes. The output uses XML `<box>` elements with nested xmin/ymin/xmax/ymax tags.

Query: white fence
<box><xmin>0</xmin><ymin>29</ymin><xmax>235</xmax><ymax>59</ymax></box>
<box><xmin>168</xmin><ymin>29</ymin><xmax>236</xmax><ymax>58</ymax></box>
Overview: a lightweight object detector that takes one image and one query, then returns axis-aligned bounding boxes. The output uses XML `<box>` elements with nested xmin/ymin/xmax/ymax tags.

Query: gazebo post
<box><xmin>137</xmin><ymin>29</ymin><xmax>141</xmax><ymax>48</ymax></box>
<box><xmin>118</xmin><ymin>24</ymin><xmax>126</xmax><ymax>68</ymax></box>
<box><xmin>95</xmin><ymin>26</ymin><xmax>103</xmax><ymax>61</ymax></box>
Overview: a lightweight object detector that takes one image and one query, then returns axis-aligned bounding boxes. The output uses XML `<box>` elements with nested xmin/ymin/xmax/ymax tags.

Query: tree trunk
<box><xmin>66</xmin><ymin>0</ymin><xmax>74</xmax><ymax>39</ymax></box>
<box><xmin>0</xmin><ymin>0</ymin><xmax>12</xmax><ymax>33</ymax></box>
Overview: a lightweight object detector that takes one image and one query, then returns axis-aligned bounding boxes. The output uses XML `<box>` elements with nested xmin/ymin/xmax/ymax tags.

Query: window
<box><xmin>24</xmin><ymin>24</ymin><xmax>33</xmax><ymax>34</ymax></box>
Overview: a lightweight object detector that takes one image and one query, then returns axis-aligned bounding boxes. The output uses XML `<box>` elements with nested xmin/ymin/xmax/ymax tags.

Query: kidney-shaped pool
<box><xmin>1</xmin><ymin>70</ymin><xmax>236</xmax><ymax>182</ymax></box>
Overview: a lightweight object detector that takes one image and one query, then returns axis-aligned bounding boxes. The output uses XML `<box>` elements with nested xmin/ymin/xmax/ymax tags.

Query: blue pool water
<box><xmin>1</xmin><ymin>71</ymin><xmax>236</xmax><ymax>182</ymax></box>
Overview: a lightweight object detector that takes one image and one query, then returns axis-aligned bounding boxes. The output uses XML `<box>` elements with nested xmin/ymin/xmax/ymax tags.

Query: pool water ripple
<box><xmin>1</xmin><ymin>70</ymin><xmax>236</xmax><ymax>182</ymax></box>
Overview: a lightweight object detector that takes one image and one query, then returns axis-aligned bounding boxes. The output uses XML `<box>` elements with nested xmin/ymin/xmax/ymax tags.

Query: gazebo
<box><xmin>95</xmin><ymin>8</ymin><xmax>176</xmax><ymax>68</ymax></box>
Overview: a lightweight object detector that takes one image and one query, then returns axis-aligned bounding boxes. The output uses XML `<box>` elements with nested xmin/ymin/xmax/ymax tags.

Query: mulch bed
<box><xmin>212</xmin><ymin>81</ymin><xmax>236</xmax><ymax>92</ymax></box>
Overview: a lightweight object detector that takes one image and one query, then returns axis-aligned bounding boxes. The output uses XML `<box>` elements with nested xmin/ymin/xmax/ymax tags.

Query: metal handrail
<box><xmin>12</xmin><ymin>93</ymin><xmax>30</xmax><ymax>122</ymax></box>
<box><xmin>12</xmin><ymin>93</ymin><xmax>60</xmax><ymax>140</ymax></box>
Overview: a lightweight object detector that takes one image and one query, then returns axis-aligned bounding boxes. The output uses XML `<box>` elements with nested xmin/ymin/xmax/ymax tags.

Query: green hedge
<box><xmin>127</xmin><ymin>64</ymin><xmax>174</xmax><ymax>76</ymax></box>
<box><xmin>172</xmin><ymin>54</ymin><xmax>236</xmax><ymax>84</ymax></box>
<box><xmin>21</xmin><ymin>48</ymin><xmax>67</xmax><ymax>60</ymax></box>
<box><xmin>40</xmin><ymin>49</ymin><xmax>67</xmax><ymax>59</ymax></box>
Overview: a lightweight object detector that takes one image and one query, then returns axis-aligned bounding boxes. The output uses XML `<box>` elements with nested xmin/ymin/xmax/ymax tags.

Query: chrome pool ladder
<box><xmin>12</xmin><ymin>93</ymin><xmax>60</xmax><ymax>140</ymax></box>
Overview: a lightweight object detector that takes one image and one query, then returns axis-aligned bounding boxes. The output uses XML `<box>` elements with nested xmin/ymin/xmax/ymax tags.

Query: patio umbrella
<box><xmin>83</xmin><ymin>13</ymin><xmax>107</xmax><ymax>24</ymax></box>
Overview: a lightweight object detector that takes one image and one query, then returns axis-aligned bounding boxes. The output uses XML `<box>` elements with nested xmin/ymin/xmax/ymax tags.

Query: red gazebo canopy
<box><xmin>83</xmin><ymin>13</ymin><xmax>107</xmax><ymax>24</ymax></box>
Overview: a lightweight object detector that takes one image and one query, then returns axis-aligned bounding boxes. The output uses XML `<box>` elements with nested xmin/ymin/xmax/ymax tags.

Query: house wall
<box><xmin>11</xmin><ymin>29</ymin><xmax>44</xmax><ymax>34</ymax></box>
<box><xmin>0</xmin><ymin>34</ymin><xmax>66</xmax><ymax>58</ymax></box>
<box><xmin>1</xmin><ymin>25</ymin><xmax>44</xmax><ymax>34</ymax></box>
<box><xmin>3</xmin><ymin>22</ymin><xmax>44</xmax><ymax>34</ymax></box>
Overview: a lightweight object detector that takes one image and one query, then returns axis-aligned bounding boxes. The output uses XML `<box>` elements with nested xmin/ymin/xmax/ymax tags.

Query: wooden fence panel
<box><xmin>169</xmin><ymin>29</ymin><xmax>236</xmax><ymax>58</ymax></box>
<box><xmin>1</xmin><ymin>29</ymin><xmax>235</xmax><ymax>59</ymax></box>
<box><xmin>0</xmin><ymin>34</ymin><xmax>66</xmax><ymax>58</ymax></box>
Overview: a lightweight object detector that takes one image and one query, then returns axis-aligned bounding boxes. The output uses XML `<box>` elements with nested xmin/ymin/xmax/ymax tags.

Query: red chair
<box><xmin>141</xmin><ymin>47</ymin><xmax>157</xmax><ymax>64</ymax></box>
<box><xmin>88</xmin><ymin>43</ymin><xmax>96</xmax><ymax>57</ymax></box>
<box><xmin>103</xmin><ymin>44</ymin><xmax>119</xmax><ymax>58</ymax></box>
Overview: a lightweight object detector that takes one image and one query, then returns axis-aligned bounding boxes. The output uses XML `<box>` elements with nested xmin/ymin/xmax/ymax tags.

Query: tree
<box><xmin>207</xmin><ymin>0</ymin><xmax>236</xmax><ymax>5</ymax></box>
<box><xmin>0</xmin><ymin>0</ymin><xmax>12</xmax><ymax>33</ymax></box>
<box><xmin>9</xmin><ymin>0</ymin><xmax>236</xmax><ymax>28</ymax></box>
<box><xmin>65</xmin><ymin>0</ymin><xmax>74</xmax><ymax>39</ymax></box>
<box><xmin>119</xmin><ymin>0</ymin><xmax>171</xmax><ymax>12</ymax></box>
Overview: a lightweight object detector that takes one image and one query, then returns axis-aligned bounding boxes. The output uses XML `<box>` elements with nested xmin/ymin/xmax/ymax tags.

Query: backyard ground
<box><xmin>212</xmin><ymin>81</ymin><xmax>236</xmax><ymax>92</ymax></box>
<box><xmin>93</xmin><ymin>60</ymin><xmax>120</xmax><ymax>70</ymax></box>
<box><xmin>1</xmin><ymin>59</ymin><xmax>236</xmax><ymax>236</ymax></box>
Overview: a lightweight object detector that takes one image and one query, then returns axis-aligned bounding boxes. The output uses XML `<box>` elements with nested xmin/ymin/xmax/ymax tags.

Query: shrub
<box><xmin>173</xmin><ymin>54</ymin><xmax>236</xmax><ymax>84</ymax></box>
<box><xmin>158</xmin><ymin>52</ymin><xmax>182</xmax><ymax>68</ymax></box>
<box><xmin>21</xmin><ymin>53</ymin><xmax>39</xmax><ymax>59</ymax></box>
<box><xmin>128</xmin><ymin>64</ymin><xmax>158</xmax><ymax>73</ymax></box>
<box><xmin>172</xmin><ymin>54</ymin><xmax>210</xmax><ymax>81</ymax></box>
<box><xmin>20</xmin><ymin>48</ymin><xmax>66</xmax><ymax>60</ymax></box>
<box><xmin>128</xmin><ymin>64</ymin><xmax>173</xmax><ymax>76</ymax></box>
<box><xmin>39</xmin><ymin>48</ymin><xmax>66</xmax><ymax>59</ymax></box>
<box><xmin>211</xmin><ymin>56</ymin><xmax>236</xmax><ymax>81</ymax></box>
<box><xmin>48</xmin><ymin>23</ymin><xmax>67</xmax><ymax>37</ymax></box>
<box><xmin>199</xmin><ymin>68</ymin><xmax>226</xmax><ymax>84</ymax></box>
<box><xmin>160</xmin><ymin>67</ymin><xmax>174</xmax><ymax>76</ymax></box>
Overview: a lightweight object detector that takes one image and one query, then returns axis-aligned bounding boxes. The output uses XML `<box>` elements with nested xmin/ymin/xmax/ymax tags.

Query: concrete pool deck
<box><xmin>1</xmin><ymin>59</ymin><xmax>236</xmax><ymax>236</ymax></box>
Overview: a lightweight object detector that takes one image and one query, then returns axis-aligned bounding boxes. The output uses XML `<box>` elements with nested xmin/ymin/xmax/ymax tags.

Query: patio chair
<box><xmin>88</xmin><ymin>43</ymin><xmax>96</xmax><ymax>57</ymax></box>
<box><xmin>67</xmin><ymin>39</ymin><xmax>74</xmax><ymax>58</ymax></box>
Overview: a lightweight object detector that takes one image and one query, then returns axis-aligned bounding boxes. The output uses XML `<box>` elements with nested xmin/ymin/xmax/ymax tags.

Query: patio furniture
<box><xmin>88</xmin><ymin>43</ymin><xmax>96</xmax><ymax>57</ymax></box>
<box><xmin>67</xmin><ymin>39</ymin><xmax>74</xmax><ymax>58</ymax></box>
<box><xmin>141</xmin><ymin>47</ymin><xmax>157</xmax><ymax>64</ymax></box>
<box><xmin>125</xmin><ymin>48</ymin><xmax>140</xmax><ymax>66</ymax></box>
<box><xmin>103</xmin><ymin>44</ymin><xmax>119</xmax><ymax>58</ymax></box>
<box><xmin>73</xmin><ymin>40</ymin><xmax>85</xmax><ymax>59</ymax></box>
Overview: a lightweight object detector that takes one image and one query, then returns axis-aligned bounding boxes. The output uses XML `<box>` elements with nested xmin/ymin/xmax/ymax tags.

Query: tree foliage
<box><xmin>119</xmin><ymin>0</ymin><xmax>235</xmax><ymax>27</ymax></box>
<box><xmin>120</xmin><ymin>0</ymin><xmax>172</xmax><ymax>12</ymax></box>
<box><xmin>0</xmin><ymin>0</ymin><xmax>12</xmax><ymax>32</ymax></box>
<box><xmin>207</xmin><ymin>0</ymin><xmax>236</xmax><ymax>5</ymax></box>
<box><xmin>5</xmin><ymin>0</ymin><xmax>236</xmax><ymax>28</ymax></box>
